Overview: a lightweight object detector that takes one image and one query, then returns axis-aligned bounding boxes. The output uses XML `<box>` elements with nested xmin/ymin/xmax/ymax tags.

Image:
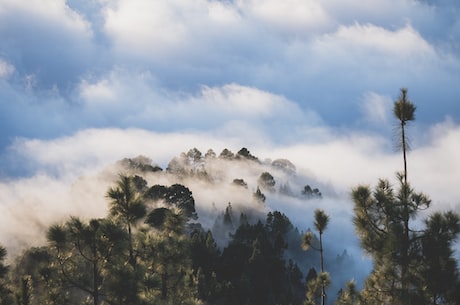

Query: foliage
<box><xmin>351</xmin><ymin>93</ymin><xmax>460</xmax><ymax>305</ymax></box>
<box><xmin>258</xmin><ymin>171</ymin><xmax>276</xmax><ymax>192</ymax></box>
<box><xmin>1</xmin><ymin>141</ymin><xmax>459</xmax><ymax>305</ymax></box>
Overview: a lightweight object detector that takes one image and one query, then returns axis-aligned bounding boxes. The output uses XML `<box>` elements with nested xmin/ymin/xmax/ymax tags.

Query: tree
<box><xmin>166</xmin><ymin>184</ymin><xmax>198</xmax><ymax>220</ymax></box>
<box><xmin>335</xmin><ymin>281</ymin><xmax>359</xmax><ymax>305</ymax></box>
<box><xmin>106</xmin><ymin>174</ymin><xmax>147</xmax><ymax>268</ymax></box>
<box><xmin>421</xmin><ymin>211</ymin><xmax>460</xmax><ymax>305</ymax></box>
<box><xmin>10</xmin><ymin>247</ymin><xmax>71</xmax><ymax>305</ymax></box>
<box><xmin>352</xmin><ymin>177</ymin><xmax>430</xmax><ymax>305</ymax></box>
<box><xmin>302</xmin><ymin>209</ymin><xmax>329</xmax><ymax>305</ymax></box>
<box><xmin>47</xmin><ymin>217</ymin><xmax>129</xmax><ymax>305</ymax></box>
<box><xmin>204</xmin><ymin>149</ymin><xmax>216</xmax><ymax>159</ymax></box>
<box><xmin>302</xmin><ymin>185</ymin><xmax>322</xmax><ymax>199</ymax></box>
<box><xmin>258</xmin><ymin>172</ymin><xmax>276</xmax><ymax>192</ymax></box>
<box><xmin>190</xmin><ymin>229</ymin><xmax>221</xmax><ymax>302</ymax></box>
<box><xmin>232</xmin><ymin>178</ymin><xmax>248</xmax><ymax>189</ymax></box>
<box><xmin>351</xmin><ymin>94</ymin><xmax>460</xmax><ymax>305</ymax></box>
<box><xmin>236</xmin><ymin>147</ymin><xmax>259</xmax><ymax>162</ymax></box>
<box><xmin>0</xmin><ymin>245</ymin><xmax>12</xmax><ymax>305</ymax></box>
<box><xmin>219</xmin><ymin>148</ymin><xmax>234</xmax><ymax>160</ymax></box>
<box><xmin>14</xmin><ymin>276</ymin><xmax>32</xmax><ymax>305</ymax></box>
<box><xmin>393</xmin><ymin>87</ymin><xmax>415</xmax><ymax>184</ymax></box>
<box><xmin>145</xmin><ymin>184</ymin><xmax>198</xmax><ymax>220</ymax></box>
<box><xmin>253</xmin><ymin>186</ymin><xmax>266</xmax><ymax>204</ymax></box>
<box><xmin>143</xmin><ymin>209</ymin><xmax>201</xmax><ymax>303</ymax></box>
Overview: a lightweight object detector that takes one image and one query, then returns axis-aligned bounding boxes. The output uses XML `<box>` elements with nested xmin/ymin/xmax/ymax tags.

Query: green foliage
<box><xmin>421</xmin><ymin>211</ymin><xmax>460</xmax><ymax>305</ymax></box>
<box><xmin>14</xmin><ymin>276</ymin><xmax>32</xmax><ymax>305</ymax></box>
<box><xmin>352</xmin><ymin>175</ymin><xmax>459</xmax><ymax>305</ymax></box>
<box><xmin>145</xmin><ymin>184</ymin><xmax>198</xmax><ymax>220</ymax></box>
<box><xmin>216</xmin><ymin>211</ymin><xmax>304</xmax><ymax>305</ymax></box>
<box><xmin>107</xmin><ymin>174</ymin><xmax>147</xmax><ymax>226</ymax></box>
<box><xmin>335</xmin><ymin>281</ymin><xmax>359</xmax><ymax>305</ymax></box>
<box><xmin>258</xmin><ymin>171</ymin><xmax>276</xmax><ymax>192</ymax></box>
<box><xmin>46</xmin><ymin>217</ymin><xmax>130</xmax><ymax>305</ymax></box>
<box><xmin>236</xmin><ymin>147</ymin><xmax>259</xmax><ymax>162</ymax></box>
<box><xmin>304</xmin><ymin>272</ymin><xmax>330</xmax><ymax>305</ymax></box>
<box><xmin>302</xmin><ymin>185</ymin><xmax>322</xmax><ymax>199</ymax></box>
<box><xmin>218</xmin><ymin>148</ymin><xmax>234</xmax><ymax>160</ymax></box>
<box><xmin>393</xmin><ymin>88</ymin><xmax>416</xmax><ymax>125</ymax></box>
<box><xmin>302</xmin><ymin>209</ymin><xmax>329</xmax><ymax>305</ymax></box>
<box><xmin>253</xmin><ymin>186</ymin><xmax>266</xmax><ymax>203</ymax></box>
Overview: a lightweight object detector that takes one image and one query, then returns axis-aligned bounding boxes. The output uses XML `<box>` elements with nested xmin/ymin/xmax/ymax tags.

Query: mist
<box><xmin>1</xmin><ymin>121</ymin><xmax>458</xmax><ymax>294</ymax></box>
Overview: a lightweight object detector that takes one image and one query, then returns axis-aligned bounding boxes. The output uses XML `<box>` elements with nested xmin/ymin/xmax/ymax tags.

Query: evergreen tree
<box><xmin>352</xmin><ymin>93</ymin><xmax>459</xmax><ymax>305</ymax></box>
<box><xmin>393</xmin><ymin>87</ymin><xmax>415</xmax><ymax>184</ymax></box>
<box><xmin>302</xmin><ymin>209</ymin><xmax>330</xmax><ymax>305</ymax></box>
<box><xmin>352</xmin><ymin>176</ymin><xmax>430</xmax><ymax>304</ymax></box>
<box><xmin>143</xmin><ymin>210</ymin><xmax>201</xmax><ymax>304</ymax></box>
<box><xmin>0</xmin><ymin>245</ymin><xmax>12</xmax><ymax>305</ymax></box>
<box><xmin>335</xmin><ymin>281</ymin><xmax>359</xmax><ymax>305</ymax></box>
<box><xmin>421</xmin><ymin>211</ymin><xmax>460</xmax><ymax>304</ymax></box>
<box><xmin>47</xmin><ymin>217</ymin><xmax>129</xmax><ymax>305</ymax></box>
<box><xmin>14</xmin><ymin>276</ymin><xmax>32</xmax><ymax>305</ymax></box>
<box><xmin>106</xmin><ymin>174</ymin><xmax>147</xmax><ymax>269</ymax></box>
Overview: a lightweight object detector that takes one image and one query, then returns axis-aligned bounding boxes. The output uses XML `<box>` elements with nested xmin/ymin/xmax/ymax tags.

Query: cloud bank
<box><xmin>0</xmin><ymin>0</ymin><xmax>459</xmax><ymax>263</ymax></box>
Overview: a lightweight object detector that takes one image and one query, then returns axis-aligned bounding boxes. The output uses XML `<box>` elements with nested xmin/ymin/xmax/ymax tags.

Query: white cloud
<box><xmin>103</xmin><ymin>0</ymin><xmax>198</xmax><ymax>57</ymax></box>
<box><xmin>0</xmin><ymin>0</ymin><xmax>92</xmax><ymax>36</ymax></box>
<box><xmin>75</xmin><ymin>69</ymin><xmax>314</xmax><ymax>133</ymax></box>
<box><xmin>239</xmin><ymin>0</ymin><xmax>332</xmax><ymax>34</ymax></box>
<box><xmin>360</xmin><ymin>92</ymin><xmax>393</xmax><ymax>124</ymax></box>
<box><xmin>411</xmin><ymin>119</ymin><xmax>460</xmax><ymax>207</ymax></box>
<box><xmin>0</xmin><ymin>59</ymin><xmax>14</xmax><ymax>78</ymax></box>
<box><xmin>316</xmin><ymin>23</ymin><xmax>435</xmax><ymax>58</ymax></box>
<box><xmin>79</xmin><ymin>79</ymin><xmax>115</xmax><ymax>102</ymax></box>
<box><xmin>195</xmin><ymin>84</ymin><xmax>302</xmax><ymax>117</ymax></box>
<box><xmin>2</xmin><ymin>116</ymin><xmax>459</xmax><ymax>258</ymax></box>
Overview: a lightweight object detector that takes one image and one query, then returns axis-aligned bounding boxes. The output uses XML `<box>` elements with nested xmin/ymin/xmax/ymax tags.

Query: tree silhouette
<box><xmin>0</xmin><ymin>245</ymin><xmax>12</xmax><ymax>305</ymax></box>
<box><xmin>393</xmin><ymin>87</ymin><xmax>415</xmax><ymax>184</ymax></box>
<box><xmin>106</xmin><ymin>174</ymin><xmax>146</xmax><ymax>268</ymax></box>
<box><xmin>302</xmin><ymin>209</ymin><xmax>330</xmax><ymax>305</ymax></box>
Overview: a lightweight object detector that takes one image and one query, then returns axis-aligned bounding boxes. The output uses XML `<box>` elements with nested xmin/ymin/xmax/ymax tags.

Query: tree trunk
<box><xmin>319</xmin><ymin>232</ymin><xmax>326</xmax><ymax>305</ymax></box>
<box><xmin>401</xmin><ymin>121</ymin><xmax>408</xmax><ymax>184</ymax></box>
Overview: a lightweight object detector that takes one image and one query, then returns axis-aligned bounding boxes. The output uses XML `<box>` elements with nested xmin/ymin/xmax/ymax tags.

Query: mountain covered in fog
<box><xmin>0</xmin><ymin>147</ymin><xmax>361</xmax><ymax>305</ymax></box>
<box><xmin>2</xmin><ymin>146</ymin><xmax>458</xmax><ymax>305</ymax></box>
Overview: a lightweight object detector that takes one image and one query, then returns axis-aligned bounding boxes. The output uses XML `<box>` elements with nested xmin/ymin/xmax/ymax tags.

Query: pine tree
<box><xmin>393</xmin><ymin>88</ymin><xmax>415</xmax><ymax>184</ymax></box>
<box><xmin>352</xmin><ymin>89</ymin><xmax>459</xmax><ymax>305</ymax></box>
<box><xmin>106</xmin><ymin>174</ymin><xmax>147</xmax><ymax>269</ymax></box>
<box><xmin>302</xmin><ymin>209</ymin><xmax>330</xmax><ymax>305</ymax></box>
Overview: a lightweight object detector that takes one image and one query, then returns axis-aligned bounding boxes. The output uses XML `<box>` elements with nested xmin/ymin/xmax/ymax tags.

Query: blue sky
<box><xmin>0</xmin><ymin>0</ymin><xmax>459</xmax><ymax>256</ymax></box>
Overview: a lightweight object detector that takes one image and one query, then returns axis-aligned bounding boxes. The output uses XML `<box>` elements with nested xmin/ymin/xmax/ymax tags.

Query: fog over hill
<box><xmin>1</xmin><ymin>147</ymin><xmax>372</xmax><ymax>294</ymax></box>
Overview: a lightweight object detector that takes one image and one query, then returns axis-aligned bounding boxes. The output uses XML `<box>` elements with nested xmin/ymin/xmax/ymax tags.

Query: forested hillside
<box><xmin>0</xmin><ymin>142</ymin><xmax>458</xmax><ymax>305</ymax></box>
<box><xmin>0</xmin><ymin>147</ymin><xmax>340</xmax><ymax>305</ymax></box>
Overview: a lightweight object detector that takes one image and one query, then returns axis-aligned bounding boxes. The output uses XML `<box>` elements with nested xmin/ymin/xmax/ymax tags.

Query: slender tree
<box><xmin>302</xmin><ymin>209</ymin><xmax>330</xmax><ymax>305</ymax></box>
<box><xmin>393</xmin><ymin>87</ymin><xmax>416</xmax><ymax>184</ymax></box>
<box><xmin>106</xmin><ymin>174</ymin><xmax>147</xmax><ymax>268</ymax></box>
<box><xmin>393</xmin><ymin>88</ymin><xmax>417</xmax><ymax>302</ymax></box>
<box><xmin>352</xmin><ymin>91</ymin><xmax>460</xmax><ymax>304</ymax></box>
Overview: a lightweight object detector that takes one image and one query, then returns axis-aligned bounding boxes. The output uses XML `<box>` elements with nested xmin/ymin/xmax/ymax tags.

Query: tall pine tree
<box><xmin>351</xmin><ymin>88</ymin><xmax>459</xmax><ymax>305</ymax></box>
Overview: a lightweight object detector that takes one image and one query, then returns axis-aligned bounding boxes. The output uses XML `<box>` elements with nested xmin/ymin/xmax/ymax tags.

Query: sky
<box><xmin>0</xmin><ymin>0</ymin><xmax>460</xmax><ymax>259</ymax></box>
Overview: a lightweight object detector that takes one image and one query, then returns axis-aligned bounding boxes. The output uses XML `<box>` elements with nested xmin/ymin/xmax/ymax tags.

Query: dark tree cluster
<box><xmin>0</xmin><ymin>174</ymin><xmax>326</xmax><ymax>305</ymax></box>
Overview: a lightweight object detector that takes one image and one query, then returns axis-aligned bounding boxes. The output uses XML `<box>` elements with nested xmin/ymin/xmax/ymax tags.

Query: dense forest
<box><xmin>0</xmin><ymin>90</ymin><xmax>459</xmax><ymax>305</ymax></box>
